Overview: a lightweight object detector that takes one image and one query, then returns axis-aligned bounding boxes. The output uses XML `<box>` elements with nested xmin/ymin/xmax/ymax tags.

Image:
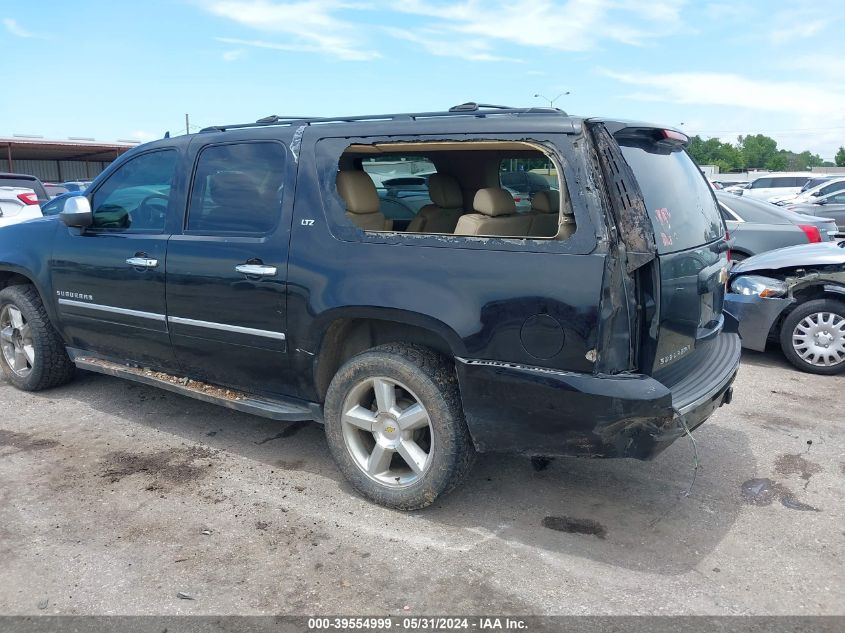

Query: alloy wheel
<box><xmin>340</xmin><ymin>376</ymin><xmax>434</xmax><ymax>488</ymax></box>
<box><xmin>0</xmin><ymin>305</ymin><xmax>35</xmax><ymax>378</ymax></box>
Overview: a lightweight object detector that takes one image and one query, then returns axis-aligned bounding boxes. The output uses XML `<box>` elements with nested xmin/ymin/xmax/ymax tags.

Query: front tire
<box><xmin>323</xmin><ymin>343</ymin><xmax>475</xmax><ymax>510</ymax></box>
<box><xmin>0</xmin><ymin>285</ymin><xmax>75</xmax><ymax>390</ymax></box>
<box><xmin>779</xmin><ymin>298</ymin><xmax>845</xmax><ymax>375</ymax></box>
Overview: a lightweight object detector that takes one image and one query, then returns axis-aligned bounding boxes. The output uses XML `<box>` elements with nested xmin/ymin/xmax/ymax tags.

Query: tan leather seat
<box><xmin>336</xmin><ymin>171</ymin><xmax>392</xmax><ymax>231</ymax></box>
<box><xmin>407</xmin><ymin>173</ymin><xmax>464</xmax><ymax>233</ymax></box>
<box><xmin>453</xmin><ymin>187</ymin><xmax>532</xmax><ymax>237</ymax></box>
<box><xmin>527</xmin><ymin>190</ymin><xmax>576</xmax><ymax>239</ymax></box>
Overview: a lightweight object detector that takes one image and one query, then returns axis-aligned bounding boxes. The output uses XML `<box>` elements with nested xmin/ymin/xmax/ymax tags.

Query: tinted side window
<box><xmin>825</xmin><ymin>181</ymin><xmax>845</xmax><ymax>195</ymax></box>
<box><xmin>91</xmin><ymin>150</ymin><xmax>177</xmax><ymax>232</ymax></box>
<box><xmin>187</xmin><ymin>142</ymin><xmax>286</xmax><ymax>234</ymax></box>
<box><xmin>361</xmin><ymin>155</ymin><xmax>435</xmax><ymax>220</ymax></box>
<box><xmin>750</xmin><ymin>178</ymin><xmax>771</xmax><ymax>188</ymax></box>
<box><xmin>500</xmin><ymin>159</ymin><xmax>553</xmax><ymax>196</ymax></box>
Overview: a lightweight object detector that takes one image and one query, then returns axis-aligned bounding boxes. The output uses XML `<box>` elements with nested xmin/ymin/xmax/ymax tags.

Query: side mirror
<box><xmin>811</xmin><ymin>191</ymin><xmax>820</xmax><ymax>197</ymax></box>
<box><xmin>59</xmin><ymin>196</ymin><xmax>93</xmax><ymax>228</ymax></box>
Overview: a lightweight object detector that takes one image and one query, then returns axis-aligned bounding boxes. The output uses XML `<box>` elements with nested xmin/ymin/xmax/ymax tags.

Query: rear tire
<box><xmin>779</xmin><ymin>298</ymin><xmax>845</xmax><ymax>375</ymax></box>
<box><xmin>0</xmin><ymin>285</ymin><xmax>75</xmax><ymax>390</ymax></box>
<box><xmin>323</xmin><ymin>343</ymin><xmax>475</xmax><ymax>510</ymax></box>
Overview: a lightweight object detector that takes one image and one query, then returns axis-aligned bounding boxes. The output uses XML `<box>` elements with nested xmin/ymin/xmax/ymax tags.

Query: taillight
<box><xmin>512</xmin><ymin>196</ymin><xmax>521</xmax><ymax>203</ymax></box>
<box><xmin>725</xmin><ymin>230</ymin><xmax>732</xmax><ymax>265</ymax></box>
<box><xmin>661</xmin><ymin>129</ymin><xmax>689</xmax><ymax>143</ymax></box>
<box><xmin>798</xmin><ymin>224</ymin><xmax>821</xmax><ymax>243</ymax></box>
<box><xmin>17</xmin><ymin>192</ymin><xmax>39</xmax><ymax>205</ymax></box>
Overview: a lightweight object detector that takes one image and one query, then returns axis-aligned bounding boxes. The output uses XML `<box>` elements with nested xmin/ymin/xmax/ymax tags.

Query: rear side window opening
<box><xmin>336</xmin><ymin>141</ymin><xmax>575</xmax><ymax>240</ymax></box>
<box><xmin>618</xmin><ymin>133</ymin><xmax>723</xmax><ymax>253</ymax></box>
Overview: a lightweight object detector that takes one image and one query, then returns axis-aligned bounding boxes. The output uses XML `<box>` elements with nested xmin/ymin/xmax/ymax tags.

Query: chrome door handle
<box><xmin>126</xmin><ymin>257</ymin><xmax>159</xmax><ymax>268</ymax></box>
<box><xmin>235</xmin><ymin>264</ymin><xmax>277</xmax><ymax>277</ymax></box>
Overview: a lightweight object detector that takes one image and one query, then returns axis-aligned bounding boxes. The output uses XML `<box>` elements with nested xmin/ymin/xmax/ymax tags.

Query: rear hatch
<box><xmin>599</xmin><ymin>125</ymin><xmax>729</xmax><ymax>374</ymax></box>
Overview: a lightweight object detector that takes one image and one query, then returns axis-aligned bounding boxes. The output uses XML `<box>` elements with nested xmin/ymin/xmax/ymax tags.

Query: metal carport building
<box><xmin>0</xmin><ymin>136</ymin><xmax>139</xmax><ymax>182</ymax></box>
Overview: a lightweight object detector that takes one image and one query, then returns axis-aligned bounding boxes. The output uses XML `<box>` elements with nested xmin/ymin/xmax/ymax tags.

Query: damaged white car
<box><xmin>725</xmin><ymin>240</ymin><xmax>845</xmax><ymax>374</ymax></box>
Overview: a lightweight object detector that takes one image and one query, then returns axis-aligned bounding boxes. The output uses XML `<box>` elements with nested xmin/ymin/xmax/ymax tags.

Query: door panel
<box><xmin>165</xmin><ymin>138</ymin><xmax>296</xmax><ymax>397</ymax></box>
<box><xmin>51</xmin><ymin>148</ymin><xmax>180</xmax><ymax>368</ymax></box>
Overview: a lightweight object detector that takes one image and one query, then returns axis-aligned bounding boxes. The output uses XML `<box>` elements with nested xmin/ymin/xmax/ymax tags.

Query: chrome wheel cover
<box><xmin>792</xmin><ymin>311</ymin><xmax>845</xmax><ymax>368</ymax></box>
<box><xmin>340</xmin><ymin>376</ymin><xmax>434</xmax><ymax>488</ymax></box>
<box><xmin>0</xmin><ymin>305</ymin><xmax>35</xmax><ymax>378</ymax></box>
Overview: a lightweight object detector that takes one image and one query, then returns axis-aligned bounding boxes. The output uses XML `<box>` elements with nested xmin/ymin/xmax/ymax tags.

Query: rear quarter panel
<box><xmin>285</xmin><ymin>128</ymin><xmax>608</xmax><ymax>402</ymax></box>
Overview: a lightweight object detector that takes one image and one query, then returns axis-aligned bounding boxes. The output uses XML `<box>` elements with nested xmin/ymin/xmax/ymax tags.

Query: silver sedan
<box><xmin>716</xmin><ymin>192</ymin><xmax>838</xmax><ymax>263</ymax></box>
<box><xmin>787</xmin><ymin>190</ymin><xmax>845</xmax><ymax>232</ymax></box>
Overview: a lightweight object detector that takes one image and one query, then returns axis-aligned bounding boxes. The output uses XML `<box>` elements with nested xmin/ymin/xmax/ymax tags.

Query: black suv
<box><xmin>0</xmin><ymin>104</ymin><xmax>739</xmax><ymax>509</ymax></box>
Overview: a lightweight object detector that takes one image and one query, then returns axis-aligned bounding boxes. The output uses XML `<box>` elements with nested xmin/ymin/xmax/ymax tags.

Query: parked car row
<box><xmin>717</xmin><ymin>193</ymin><xmax>839</xmax><ymax>262</ymax></box>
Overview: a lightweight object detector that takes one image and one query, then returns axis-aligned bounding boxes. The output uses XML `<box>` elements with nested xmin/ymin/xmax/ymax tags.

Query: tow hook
<box><xmin>722</xmin><ymin>387</ymin><xmax>733</xmax><ymax>406</ymax></box>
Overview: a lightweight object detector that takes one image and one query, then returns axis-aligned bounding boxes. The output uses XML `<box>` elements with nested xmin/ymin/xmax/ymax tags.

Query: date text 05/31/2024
<box><xmin>307</xmin><ymin>617</ymin><xmax>529</xmax><ymax>630</ymax></box>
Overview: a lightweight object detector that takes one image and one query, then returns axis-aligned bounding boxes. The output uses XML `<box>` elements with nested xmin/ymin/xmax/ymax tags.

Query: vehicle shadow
<box><xmin>739</xmin><ymin>347</ymin><xmax>792</xmax><ymax>371</ymax></box>
<box><xmin>25</xmin><ymin>371</ymin><xmax>752</xmax><ymax>576</ymax></box>
<box><xmin>424</xmin><ymin>418</ymin><xmax>752</xmax><ymax>575</ymax></box>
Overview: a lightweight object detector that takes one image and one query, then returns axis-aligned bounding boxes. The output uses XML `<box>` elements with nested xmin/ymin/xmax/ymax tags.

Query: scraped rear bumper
<box><xmin>455</xmin><ymin>333</ymin><xmax>741</xmax><ymax>459</ymax></box>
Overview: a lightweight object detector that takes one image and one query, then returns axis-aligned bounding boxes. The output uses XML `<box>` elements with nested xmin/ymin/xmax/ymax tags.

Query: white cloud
<box><xmin>385</xmin><ymin>28</ymin><xmax>523</xmax><ymax>63</ymax></box>
<box><xmin>130</xmin><ymin>131</ymin><xmax>157</xmax><ymax>142</ymax></box>
<box><xmin>3</xmin><ymin>17</ymin><xmax>35</xmax><ymax>38</ymax></box>
<box><xmin>603</xmin><ymin>69</ymin><xmax>845</xmax><ymax>119</ymax></box>
<box><xmin>603</xmin><ymin>69</ymin><xmax>845</xmax><ymax>158</ymax></box>
<box><xmin>199</xmin><ymin>0</ymin><xmax>380</xmax><ymax>60</ymax></box>
<box><xmin>222</xmin><ymin>48</ymin><xmax>245</xmax><ymax>61</ymax></box>
<box><xmin>784</xmin><ymin>54</ymin><xmax>845</xmax><ymax>80</ymax></box>
<box><xmin>704</xmin><ymin>2</ymin><xmax>751</xmax><ymax>20</ymax></box>
<box><xmin>771</xmin><ymin>19</ymin><xmax>826</xmax><ymax>44</ymax></box>
<box><xmin>392</xmin><ymin>0</ymin><xmax>686</xmax><ymax>52</ymax></box>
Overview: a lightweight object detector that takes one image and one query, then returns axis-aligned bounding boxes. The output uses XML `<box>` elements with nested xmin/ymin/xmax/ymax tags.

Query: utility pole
<box><xmin>185</xmin><ymin>113</ymin><xmax>190</xmax><ymax>135</ymax></box>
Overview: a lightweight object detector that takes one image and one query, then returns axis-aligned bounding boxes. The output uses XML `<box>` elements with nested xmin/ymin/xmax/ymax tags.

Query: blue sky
<box><xmin>1</xmin><ymin>0</ymin><xmax>843</xmax><ymax>160</ymax></box>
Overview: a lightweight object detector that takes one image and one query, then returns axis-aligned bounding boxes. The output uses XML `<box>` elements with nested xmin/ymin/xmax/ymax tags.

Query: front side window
<box><xmin>187</xmin><ymin>142</ymin><xmax>286</xmax><ymax>234</ymax></box>
<box><xmin>91</xmin><ymin>150</ymin><xmax>177</xmax><ymax>232</ymax></box>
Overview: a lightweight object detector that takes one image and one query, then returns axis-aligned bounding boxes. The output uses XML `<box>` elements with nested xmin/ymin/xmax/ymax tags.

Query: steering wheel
<box><xmin>135</xmin><ymin>193</ymin><xmax>170</xmax><ymax>228</ymax></box>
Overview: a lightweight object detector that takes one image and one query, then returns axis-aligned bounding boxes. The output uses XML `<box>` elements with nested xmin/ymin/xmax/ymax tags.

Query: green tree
<box><xmin>766</xmin><ymin>152</ymin><xmax>789</xmax><ymax>171</ymax></box>
<box><xmin>836</xmin><ymin>146</ymin><xmax>845</xmax><ymax>167</ymax></box>
<box><xmin>687</xmin><ymin>135</ymin><xmax>744</xmax><ymax>172</ymax></box>
<box><xmin>738</xmin><ymin>134</ymin><xmax>779</xmax><ymax>169</ymax></box>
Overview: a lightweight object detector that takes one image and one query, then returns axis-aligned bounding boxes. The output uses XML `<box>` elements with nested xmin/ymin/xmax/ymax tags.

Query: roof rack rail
<box><xmin>199</xmin><ymin>103</ymin><xmax>567</xmax><ymax>133</ymax></box>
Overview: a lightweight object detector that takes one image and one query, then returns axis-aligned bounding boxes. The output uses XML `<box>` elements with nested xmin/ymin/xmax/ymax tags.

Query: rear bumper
<box><xmin>723</xmin><ymin>293</ymin><xmax>794</xmax><ymax>352</ymax></box>
<box><xmin>455</xmin><ymin>332</ymin><xmax>741</xmax><ymax>460</ymax></box>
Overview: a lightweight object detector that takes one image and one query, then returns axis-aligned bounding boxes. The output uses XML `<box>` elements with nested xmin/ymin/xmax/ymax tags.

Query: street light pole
<box><xmin>533</xmin><ymin>91</ymin><xmax>570</xmax><ymax>108</ymax></box>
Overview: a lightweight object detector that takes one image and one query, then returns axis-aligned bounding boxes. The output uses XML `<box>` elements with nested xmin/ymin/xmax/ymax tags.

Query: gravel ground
<box><xmin>0</xmin><ymin>349</ymin><xmax>842</xmax><ymax>616</ymax></box>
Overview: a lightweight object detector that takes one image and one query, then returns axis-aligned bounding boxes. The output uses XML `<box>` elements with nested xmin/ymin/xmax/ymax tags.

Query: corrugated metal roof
<box><xmin>1</xmin><ymin>137</ymin><xmax>140</xmax><ymax>162</ymax></box>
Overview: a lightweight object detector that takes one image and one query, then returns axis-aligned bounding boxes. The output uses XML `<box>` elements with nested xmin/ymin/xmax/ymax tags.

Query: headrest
<box><xmin>531</xmin><ymin>190</ymin><xmax>559</xmax><ymax>214</ymax></box>
<box><xmin>428</xmin><ymin>173</ymin><xmax>462</xmax><ymax>209</ymax></box>
<box><xmin>209</xmin><ymin>171</ymin><xmax>260</xmax><ymax>208</ymax></box>
<box><xmin>473</xmin><ymin>187</ymin><xmax>516</xmax><ymax>217</ymax></box>
<box><xmin>337</xmin><ymin>171</ymin><xmax>380</xmax><ymax>214</ymax></box>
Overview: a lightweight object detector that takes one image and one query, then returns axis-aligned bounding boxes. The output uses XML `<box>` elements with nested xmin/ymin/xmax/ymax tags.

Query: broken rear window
<box><xmin>619</xmin><ymin>137</ymin><xmax>723</xmax><ymax>254</ymax></box>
